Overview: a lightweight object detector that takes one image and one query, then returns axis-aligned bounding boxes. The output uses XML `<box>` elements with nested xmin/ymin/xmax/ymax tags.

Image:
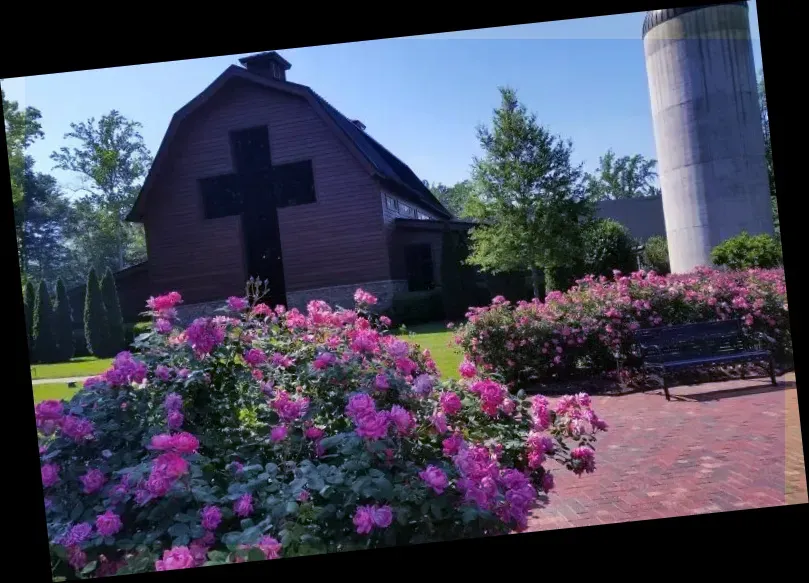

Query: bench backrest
<box><xmin>634</xmin><ymin>320</ymin><xmax>748</xmax><ymax>359</ymax></box>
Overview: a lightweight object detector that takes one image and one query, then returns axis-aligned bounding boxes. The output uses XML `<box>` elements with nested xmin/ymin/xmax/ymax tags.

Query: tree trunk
<box><xmin>530</xmin><ymin>266</ymin><xmax>541</xmax><ymax>299</ymax></box>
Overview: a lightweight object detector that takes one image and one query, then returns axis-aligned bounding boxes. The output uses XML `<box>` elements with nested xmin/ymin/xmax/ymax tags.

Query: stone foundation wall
<box><xmin>173</xmin><ymin>280</ymin><xmax>408</xmax><ymax>324</ymax></box>
<box><xmin>175</xmin><ymin>300</ymin><xmax>225</xmax><ymax>326</ymax></box>
<box><xmin>286</xmin><ymin>280</ymin><xmax>408</xmax><ymax>312</ymax></box>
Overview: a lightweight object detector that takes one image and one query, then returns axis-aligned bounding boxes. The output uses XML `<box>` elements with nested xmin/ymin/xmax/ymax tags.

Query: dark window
<box><xmin>274</xmin><ymin>160</ymin><xmax>316</xmax><ymax>207</ymax></box>
<box><xmin>230</xmin><ymin>126</ymin><xmax>272</xmax><ymax>175</ymax></box>
<box><xmin>386</xmin><ymin>196</ymin><xmax>398</xmax><ymax>211</ymax></box>
<box><xmin>405</xmin><ymin>243</ymin><xmax>435</xmax><ymax>291</ymax></box>
<box><xmin>200</xmin><ymin>174</ymin><xmax>244</xmax><ymax>219</ymax></box>
<box><xmin>399</xmin><ymin>202</ymin><xmax>412</xmax><ymax>216</ymax></box>
<box><xmin>417</xmin><ymin>212</ymin><xmax>431</xmax><ymax>220</ymax></box>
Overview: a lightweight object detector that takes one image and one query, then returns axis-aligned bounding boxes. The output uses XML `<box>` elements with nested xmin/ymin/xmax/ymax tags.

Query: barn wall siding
<box><xmin>143</xmin><ymin>79</ymin><xmax>391</xmax><ymax>305</ymax></box>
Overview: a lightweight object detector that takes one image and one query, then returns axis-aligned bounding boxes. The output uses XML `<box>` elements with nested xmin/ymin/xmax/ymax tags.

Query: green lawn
<box><xmin>395</xmin><ymin>322</ymin><xmax>462</xmax><ymax>379</ymax></box>
<box><xmin>32</xmin><ymin>383</ymin><xmax>79</xmax><ymax>404</ymax></box>
<box><xmin>30</xmin><ymin>356</ymin><xmax>113</xmax><ymax>380</ymax></box>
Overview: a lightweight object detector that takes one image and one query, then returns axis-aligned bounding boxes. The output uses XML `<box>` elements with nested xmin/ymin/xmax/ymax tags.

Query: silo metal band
<box><xmin>641</xmin><ymin>2</ymin><xmax>748</xmax><ymax>38</ymax></box>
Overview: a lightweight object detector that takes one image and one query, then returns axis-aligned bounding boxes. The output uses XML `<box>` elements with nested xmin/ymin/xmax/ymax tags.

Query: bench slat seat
<box><xmin>632</xmin><ymin>320</ymin><xmax>777</xmax><ymax>400</ymax></box>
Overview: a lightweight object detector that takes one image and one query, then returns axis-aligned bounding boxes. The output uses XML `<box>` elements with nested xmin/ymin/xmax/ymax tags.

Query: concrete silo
<box><xmin>642</xmin><ymin>2</ymin><xmax>773</xmax><ymax>274</ymax></box>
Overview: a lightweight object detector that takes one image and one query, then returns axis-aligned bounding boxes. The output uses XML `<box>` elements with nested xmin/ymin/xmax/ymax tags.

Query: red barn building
<box><xmin>125</xmin><ymin>51</ymin><xmax>469</xmax><ymax>320</ymax></box>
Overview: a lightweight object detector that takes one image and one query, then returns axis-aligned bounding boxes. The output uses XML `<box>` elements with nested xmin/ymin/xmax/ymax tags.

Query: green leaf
<box><xmin>69</xmin><ymin>502</ymin><xmax>84</xmax><ymax>522</ymax></box>
<box><xmin>285</xmin><ymin>501</ymin><xmax>299</xmax><ymax>515</ymax></box>
<box><xmin>167</xmin><ymin>523</ymin><xmax>190</xmax><ymax>538</ymax></box>
<box><xmin>80</xmin><ymin>561</ymin><xmax>98</xmax><ymax>575</ymax></box>
<box><xmin>247</xmin><ymin>548</ymin><xmax>266</xmax><ymax>562</ymax></box>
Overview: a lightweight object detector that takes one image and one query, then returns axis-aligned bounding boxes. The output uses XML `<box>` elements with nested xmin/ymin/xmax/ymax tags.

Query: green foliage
<box><xmin>582</xmin><ymin>219</ymin><xmax>638</xmax><ymax>278</ymax></box>
<box><xmin>456</xmin><ymin>268</ymin><xmax>791</xmax><ymax>388</ymax></box>
<box><xmin>50</xmin><ymin>110</ymin><xmax>151</xmax><ymax>273</ymax></box>
<box><xmin>584</xmin><ymin>150</ymin><xmax>661</xmax><ymax>201</ymax></box>
<box><xmin>641</xmin><ymin>236</ymin><xmax>670</xmax><ymax>275</ymax></box>
<box><xmin>33</xmin><ymin>281</ymin><xmax>59</xmax><ymax>363</ymax></box>
<box><xmin>53</xmin><ymin>279</ymin><xmax>75</xmax><ymax>361</ymax></box>
<box><xmin>485</xmin><ymin>271</ymin><xmax>532</xmax><ymax>302</ymax></box>
<box><xmin>4</xmin><ymin>86</ymin><xmax>44</xmax><ymax>277</ymax></box>
<box><xmin>440</xmin><ymin>228</ymin><xmax>479</xmax><ymax>320</ymax></box>
<box><xmin>711</xmin><ymin>231</ymin><xmax>783</xmax><ymax>271</ymax></box>
<box><xmin>758</xmin><ymin>70</ymin><xmax>780</xmax><ymax>240</ymax></box>
<box><xmin>101</xmin><ymin>268</ymin><xmax>125</xmax><ymax>355</ymax></box>
<box><xmin>24</xmin><ymin>279</ymin><xmax>37</xmax><ymax>354</ymax></box>
<box><xmin>544</xmin><ymin>264</ymin><xmax>582</xmax><ymax>295</ymax></box>
<box><xmin>390</xmin><ymin>290</ymin><xmax>445</xmax><ymax>325</ymax></box>
<box><xmin>39</xmin><ymin>290</ymin><xmax>605</xmax><ymax>576</ymax></box>
<box><xmin>429</xmin><ymin>181</ymin><xmax>475</xmax><ymax>218</ymax></box>
<box><xmin>464</xmin><ymin>87</ymin><xmax>592</xmax><ymax>285</ymax></box>
<box><xmin>83</xmin><ymin>269</ymin><xmax>109</xmax><ymax>357</ymax></box>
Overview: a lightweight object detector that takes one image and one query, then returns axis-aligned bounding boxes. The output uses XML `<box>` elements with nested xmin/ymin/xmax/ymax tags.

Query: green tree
<box><xmin>429</xmin><ymin>180</ymin><xmax>475</xmax><ymax>218</ymax></box>
<box><xmin>582</xmin><ymin>219</ymin><xmax>638</xmax><ymax>277</ymax></box>
<box><xmin>584</xmin><ymin>149</ymin><xmax>661</xmax><ymax>201</ymax></box>
<box><xmin>53</xmin><ymin>278</ymin><xmax>75</xmax><ymax>361</ymax></box>
<box><xmin>23</xmin><ymin>279</ymin><xmax>37</xmax><ymax>354</ymax></box>
<box><xmin>51</xmin><ymin>111</ymin><xmax>152</xmax><ymax>272</ymax></box>
<box><xmin>3</xmin><ymin>86</ymin><xmax>44</xmax><ymax>277</ymax></box>
<box><xmin>464</xmin><ymin>87</ymin><xmax>592</xmax><ymax>297</ymax></box>
<box><xmin>33</xmin><ymin>280</ymin><xmax>59</xmax><ymax>363</ymax></box>
<box><xmin>83</xmin><ymin>269</ymin><xmax>109</xmax><ymax>357</ymax></box>
<box><xmin>758</xmin><ymin>70</ymin><xmax>778</xmax><ymax>238</ymax></box>
<box><xmin>101</xmin><ymin>268</ymin><xmax>125</xmax><ymax>354</ymax></box>
<box><xmin>21</xmin><ymin>168</ymin><xmax>75</xmax><ymax>285</ymax></box>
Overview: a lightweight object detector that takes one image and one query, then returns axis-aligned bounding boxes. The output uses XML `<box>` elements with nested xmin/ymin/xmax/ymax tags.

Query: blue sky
<box><xmin>3</xmin><ymin>3</ymin><xmax>762</xmax><ymax>196</ymax></box>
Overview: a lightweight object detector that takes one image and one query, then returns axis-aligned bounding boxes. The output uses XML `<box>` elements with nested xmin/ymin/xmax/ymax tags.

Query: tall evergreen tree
<box><xmin>24</xmin><ymin>279</ymin><xmax>36</xmax><ymax>354</ymax></box>
<box><xmin>33</xmin><ymin>280</ymin><xmax>59</xmax><ymax>363</ymax></box>
<box><xmin>465</xmin><ymin>87</ymin><xmax>592</xmax><ymax>296</ymax></box>
<box><xmin>84</xmin><ymin>269</ymin><xmax>109</xmax><ymax>357</ymax></box>
<box><xmin>101</xmin><ymin>268</ymin><xmax>125</xmax><ymax>354</ymax></box>
<box><xmin>54</xmin><ymin>278</ymin><xmax>75</xmax><ymax>361</ymax></box>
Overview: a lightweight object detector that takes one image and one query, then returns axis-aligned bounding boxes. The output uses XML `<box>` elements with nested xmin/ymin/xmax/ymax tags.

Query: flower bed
<box><xmin>455</xmin><ymin>268</ymin><xmax>791</xmax><ymax>388</ymax></box>
<box><xmin>39</xmin><ymin>284</ymin><xmax>606</xmax><ymax>578</ymax></box>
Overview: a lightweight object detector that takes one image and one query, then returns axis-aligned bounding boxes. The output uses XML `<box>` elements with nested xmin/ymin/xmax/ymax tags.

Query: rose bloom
<box><xmin>95</xmin><ymin>510</ymin><xmax>123</xmax><ymax>536</ymax></box>
<box><xmin>234</xmin><ymin>493</ymin><xmax>254</xmax><ymax>517</ymax></box>
<box><xmin>352</xmin><ymin>506</ymin><xmax>375</xmax><ymax>534</ymax></box>
<box><xmin>419</xmin><ymin>465</ymin><xmax>449</xmax><ymax>494</ymax></box>
<box><xmin>200</xmin><ymin>505</ymin><xmax>222</xmax><ymax>531</ymax></box>
<box><xmin>79</xmin><ymin>469</ymin><xmax>106</xmax><ymax>494</ymax></box>
<box><xmin>155</xmin><ymin>546</ymin><xmax>196</xmax><ymax>571</ymax></box>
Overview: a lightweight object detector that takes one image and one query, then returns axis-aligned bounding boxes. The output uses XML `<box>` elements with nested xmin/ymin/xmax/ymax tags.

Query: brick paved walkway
<box><xmin>527</xmin><ymin>373</ymin><xmax>806</xmax><ymax>531</ymax></box>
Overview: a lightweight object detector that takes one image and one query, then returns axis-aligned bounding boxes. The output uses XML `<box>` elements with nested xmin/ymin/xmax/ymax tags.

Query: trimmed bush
<box><xmin>389</xmin><ymin>289</ymin><xmax>444</xmax><ymax>325</ymax></box>
<box><xmin>38</xmin><ymin>288</ymin><xmax>605</xmax><ymax>577</ymax></box>
<box><xmin>54</xmin><ymin>279</ymin><xmax>75</xmax><ymax>361</ymax></box>
<box><xmin>711</xmin><ymin>231</ymin><xmax>783</xmax><ymax>271</ymax></box>
<box><xmin>84</xmin><ymin>269</ymin><xmax>109</xmax><ymax>357</ymax></box>
<box><xmin>33</xmin><ymin>281</ymin><xmax>59</xmax><ymax>363</ymax></box>
<box><xmin>101</xmin><ymin>268</ymin><xmax>125</xmax><ymax>355</ymax></box>
<box><xmin>24</xmin><ymin>279</ymin><xmax>36</xmax><ymax>354</ymax></box>
<box><xmin>641</xmin><ymin>236</ymin><xmax>670</xmax><ymax>275</ymax></box>
<box><xmin>486</xmin><ymin>271</ymin><xmax>532</xmax><ymax>302</ymax></box>
<box><xmin>72</xmin><ymin>328</ymin><xmax>90</xmax><ymax>357</ymax></box>
<box><xmin>456</xmin><ymin>268</ymin><xmax>791</xmax><ymax>388</ymax></box>
<box><xmin>582</xmin><ymin>219</ymin><xmax>638</xmax><ymax>278</ymax></box>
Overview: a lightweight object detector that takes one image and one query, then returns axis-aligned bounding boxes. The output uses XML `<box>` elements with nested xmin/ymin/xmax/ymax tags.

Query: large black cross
<box><xmin>198</xmin><ymin>125</ymin><xmax>316</xmax><ymax>307</ymax></box>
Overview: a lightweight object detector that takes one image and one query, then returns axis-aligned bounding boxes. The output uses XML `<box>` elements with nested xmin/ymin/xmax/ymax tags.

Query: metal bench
<box><xmin>633</xmin><ymin>320</ymin><xmax>777</xmax><ymax>401</ymax></box>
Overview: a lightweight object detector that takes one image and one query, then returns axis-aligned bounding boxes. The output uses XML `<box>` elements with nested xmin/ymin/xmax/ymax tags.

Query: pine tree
<box><xmin>54</xmin><ymin>278</ymin><xmax>75</xmax><ymax>361</ymax></box>
<box><xmin>101</xmin><ymin>268</ymin><xmax>124</xmax><ymax>355</ymax></box>
<box><xmin>84</xmin><ymin>269</ymin><xmax>109</xmax><ymax>357</ymax></box>
<box><xmin>23</xmin><ymin>279</ymin><xmax>36</xmax><ymax>354</ymax></box>
<box><xmin>33</xmin><ymin>280</ymin><xmax>59</xmax><ymax>363</ymax></box>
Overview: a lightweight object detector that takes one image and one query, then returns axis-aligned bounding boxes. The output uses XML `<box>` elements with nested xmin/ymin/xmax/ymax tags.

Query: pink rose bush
<box><xmin>456</xmin><ymin>268</ymin><xmax>791</xmax><ymax>387</ymax></box>
<box><xmin>40</xmin><ymin>281</ymin><xmax>604</xmax><ymax>578</ymax></box>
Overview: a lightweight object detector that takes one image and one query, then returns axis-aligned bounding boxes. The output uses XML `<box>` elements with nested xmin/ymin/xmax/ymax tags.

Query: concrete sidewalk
<box><xmin>31</xmin><ymin>376</ymin><xmax>91</xmax><ymax>386</ymax></box>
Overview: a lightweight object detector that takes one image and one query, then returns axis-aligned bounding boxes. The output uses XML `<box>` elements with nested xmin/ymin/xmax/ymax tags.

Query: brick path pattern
<box><xmin>527</xmin><ymin>373</ymin><xmax>806</xmax><ymax>531</ymax></box>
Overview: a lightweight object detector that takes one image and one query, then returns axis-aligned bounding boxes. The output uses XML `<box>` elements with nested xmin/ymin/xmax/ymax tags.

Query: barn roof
<box><xmin>127</xmin><ymin>63</ymin><xmax>450</xmax><ymax>222</ymax></box>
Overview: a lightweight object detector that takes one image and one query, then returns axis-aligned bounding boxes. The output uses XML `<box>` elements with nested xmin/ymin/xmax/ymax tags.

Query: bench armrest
<box><xmin>755</xmin><ymin>331</ymin><xmax>776</xmax><ymax>350</ymax></box>
<box><xmin>637</xmin><ymin>343</ymin><xmax>663</xmax><ymax>357</ymax></box>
